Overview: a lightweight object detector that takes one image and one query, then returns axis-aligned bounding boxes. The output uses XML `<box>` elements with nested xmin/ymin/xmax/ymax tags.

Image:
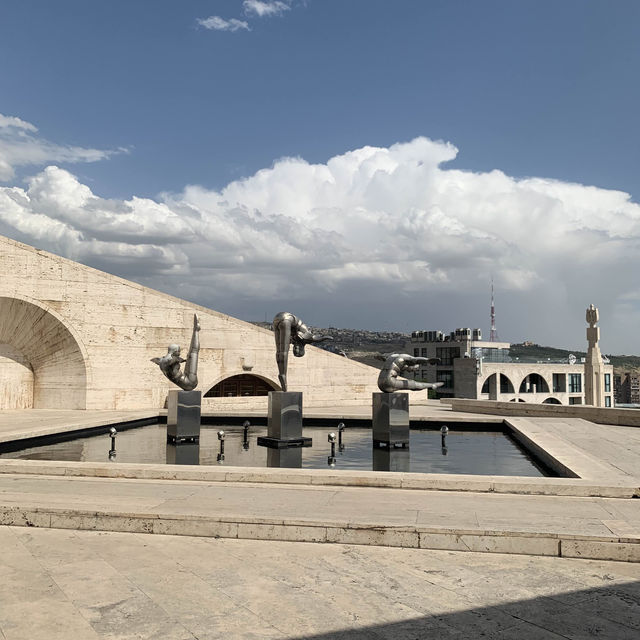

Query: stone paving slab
<box><xmin>1</xmin><ymin>527</ymin><xmax>639</xmax><ymax>639</ymax></box>
<box><xmin>1</xmin><ymin>473</ymin><xmax>639</xmax><ymax>562</ymax></box>
<box><xmin>0</xmin><ymin>410</ymin><xmax>157</xmax><ymax>444</ymax></box>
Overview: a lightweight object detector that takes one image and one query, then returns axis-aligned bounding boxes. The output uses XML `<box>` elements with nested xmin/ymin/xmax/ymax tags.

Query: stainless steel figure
<box><xmin>273</xmin><ymin>312</ymin><xmax>332</xmax><ymax>391</ymax></box>
<box><xmin>151</xmin><ymin>314</ymin><xmax>200</xmax><ymax>391</ymax></box>
<box><xmin>377</xmin><ymin>353</ymin><xmax>443</xmax><ymax>393</ymax></box>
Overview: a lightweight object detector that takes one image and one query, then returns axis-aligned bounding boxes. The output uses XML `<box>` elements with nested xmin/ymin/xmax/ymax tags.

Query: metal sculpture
<box><xmin>377</xmin><ymin>353</ymin><xmax>443</xmax><ymax>393</ymax></box>
<box><xmin>151</xmin><ymin>314</ymin><xmax>200</xmax><ymax>391</ymax></box>
<box><xmin>272</xmin><ymin>312</ymin><xmax>332</xmax><ymax>391</ymax></box>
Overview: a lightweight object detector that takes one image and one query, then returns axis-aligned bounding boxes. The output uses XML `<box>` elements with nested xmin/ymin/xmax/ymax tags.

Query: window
<box><xmin>604</xmin><ymin>373</ymin><xmax>611</xmax><ymax>393</ymax></box>
<box><xmin>605</xmin><ymin>396</ymin><xmax>612</xmax><ymax>407</ymax></box>
<box><xmin>413</xmin><ymin>348</ymin><xmax>419</xmax><ymax>357</ymax></box>
<box><xmin>421</xmin><ymin>348</ymin><xmax>427</xmax><ymax>357</ymax></box>
<box><xmin>569</xmin><ymin>397</ymin><xmax>583</xmax><ymax>405</ymax></box>
<box><xmin>552</xmin><ymin>374</ymin><xmax>566</xmax><ymax>393</ymax></box>
<box><xmin>436</xmin><ymin>347</ymin><xmax>460</xmax><ymax>366</ymax></box>
<box><xmin>436</xmin><ymin>371</ymin><xmax>454</xmax><ymax>389</ymax></box>
<box><xmin>569</xmin><ymin>374</ymin><xmax>582</xmax><ymax>393</ymax></box>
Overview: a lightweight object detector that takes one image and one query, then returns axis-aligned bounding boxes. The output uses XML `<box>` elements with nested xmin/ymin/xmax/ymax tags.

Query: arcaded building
<box><xmin>0</xmin><ymin>234</ymin><xmax>382</xmax><ymax>411</ymax></box>
<box><xmin>408</xmin><ymin>328</ymin><xmax>614</xmax><ymax>407</ymax></box>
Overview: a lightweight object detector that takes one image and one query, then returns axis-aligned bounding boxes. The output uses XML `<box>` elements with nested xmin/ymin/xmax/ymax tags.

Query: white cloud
<box><xmin>0</xmin><ymin>112</ymin><xmax>119</xmax><ymax>181</ymax></box>
<box><xmin>1</xmin><ymin>135</ymin><xmax>640</xmax><ymax>350</ymax></box>
<box><xmin>243</xmin><ymin>1</ymin><xmax>291</xmax><ymax>18</ymax></box>
<box><xmin>0</xmin><ymin>114</ymin><xmax>38</xmax><ymax>132</ymax></box>
<box><xmin>197</xmin><ymin>16</ymin><xmax>250</xmax><ymax>32</ymax></box>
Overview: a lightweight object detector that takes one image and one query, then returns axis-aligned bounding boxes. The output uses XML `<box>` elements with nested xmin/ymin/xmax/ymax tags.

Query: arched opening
<box><xmin>543</xmin><ymin>397</ymin><xmax>562</xmax><ymax>404</ymax></box>
<box><xmin>499</xmin><ymin>374</ymin><xmax>515</xmax><ymax>394</ymax></box>
<box><xmin>519</xmin><ymin>373</ymin><xmax>549</xmax><ymax>394</ymax></box>
<box><xmin>481</xmin><ymin>374</ymin><xmax>494</xmax><ymax>394</ymax></box>
<box><xmin>509</xmin><ymin>398</ymin><xmax>527</xmax><ymax>402</ymax></box>
<box><xmin>0</xmin><ymin>296</ymin><xmax>88</xmax><ymax>409</ymax></box>
<box><xmin>204</xmin><ymin>374</ymin><xmax>278</xmax><ymax>398</ymax></box>
<box><xmin>482</xmin><ymin>373</ymin><xmax>514</xmax><ymax>398</ymax></box>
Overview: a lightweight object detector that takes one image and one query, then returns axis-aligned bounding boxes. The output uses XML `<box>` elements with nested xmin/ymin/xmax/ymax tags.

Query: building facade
<box><xmin>615</xmin><ymin>372</ymin><xmax>640</xmax><ymax>405</ymax></box>
<box><xmin>407</xmin><ymin>328</ymin><xmax>614</xmax><ymax>406</ymax></box>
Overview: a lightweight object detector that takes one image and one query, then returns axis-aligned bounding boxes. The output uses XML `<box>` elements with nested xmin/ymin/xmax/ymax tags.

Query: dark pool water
<box><xmin>0</xmin><ymin>424</ymin><xmax>551</xmax><ymax>477</ymax></box>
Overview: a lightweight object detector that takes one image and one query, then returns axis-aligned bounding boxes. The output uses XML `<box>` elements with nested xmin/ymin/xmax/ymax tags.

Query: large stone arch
<box><xmin>0</xmin><ymin>295</ymin><xmax>89</xmax><ymax>409</ymax></box>
<box><xmin>203</xmin><ymin>372</ymin><xmax>280</xmax><ymax>398</ymax></box>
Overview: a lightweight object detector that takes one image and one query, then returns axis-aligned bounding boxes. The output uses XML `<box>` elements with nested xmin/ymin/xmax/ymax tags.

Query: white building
<box><xmin>407</xmin><ymin>328</ymin><xmax>614</xmax><ymax>407</ymax></box>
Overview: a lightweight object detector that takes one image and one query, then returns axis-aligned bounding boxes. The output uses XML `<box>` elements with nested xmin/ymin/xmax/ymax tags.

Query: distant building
<box><xmin>407</xmin><ymin>328</ymin><xmax>614</xmax><ymax>406</ymax></box>
<box><xmin>616</xmin><ymin>372</ymin><xmax>640</xmax><ymax>405</ymax></box>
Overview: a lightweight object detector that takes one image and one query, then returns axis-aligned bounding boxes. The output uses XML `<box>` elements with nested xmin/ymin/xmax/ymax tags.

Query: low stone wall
<box><xmin>443</xmin><ymin>398</ymin><xmax>640</xmax><ymax>427</ymax></box>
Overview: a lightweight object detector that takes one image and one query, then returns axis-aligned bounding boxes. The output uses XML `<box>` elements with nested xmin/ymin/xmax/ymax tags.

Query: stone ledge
<box><xmin>0</xmin><ymin>459</ymin><xmax>638</xmax><ymax>498</ymax></box>
<box><xmin>1</xmin><ymin>505</ymin><xmax>638</xmax><ymax>562</ymax></box>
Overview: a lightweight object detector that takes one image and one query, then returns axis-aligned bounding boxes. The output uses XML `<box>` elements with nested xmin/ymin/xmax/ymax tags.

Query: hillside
<box><xmin>510</xmin><ymin>343</ymin><xmax>640</xmax><ymax>371</ymax></box>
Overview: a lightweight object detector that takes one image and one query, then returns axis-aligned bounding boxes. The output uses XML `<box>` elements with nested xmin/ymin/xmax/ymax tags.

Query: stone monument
<box><xmin>152</xmin><ymin>314</ymin><xmax>201</xmax><ymax>442</ymax></box>
<box><xmin>584</xmin><ymin>304</ymin><xmax>605</xmax><ymax>407</ymax></box>
<box><xmin>257</xmin><ymin>312</ymin><xmax>331</xmax><ymax>453</ymax></box>
<box><xmin>373</xmin><ymin>354</ymin><xmax>442</xmax><ymax>447</ymax></box>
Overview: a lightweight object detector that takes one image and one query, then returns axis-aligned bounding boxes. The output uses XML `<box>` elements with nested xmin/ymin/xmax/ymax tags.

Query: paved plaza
<box><xmin>1</xmin><ymin>526</ymin><xmax>639</xmax><ymax>639</ymax></box>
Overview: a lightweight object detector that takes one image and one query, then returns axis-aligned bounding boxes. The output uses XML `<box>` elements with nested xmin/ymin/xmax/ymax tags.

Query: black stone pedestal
<box><xmin>372</xmin><ymin>392</ymin><xmax>410</xmax><ymax>448</ymax></box>
<box><xmin>167</xmin><ymin>390</ymin><xmax>201</xmax><ymax>442</ymax></box>
<box><xmin>257</xmin><ymin>391</ymin><xmax>312</xmax><ymax>449</ymax></box>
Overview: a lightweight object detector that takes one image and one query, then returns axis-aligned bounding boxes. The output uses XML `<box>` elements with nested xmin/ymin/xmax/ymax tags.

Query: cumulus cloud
<box><xmin>0</xmin><ymin>113</ymin><xmax>119</xmax><ymax>181</ymax></box>
<box><xmin>197</xmin><ymin>16</ymin><xmax>250</xmax><ymax>32</ymax></box>
<box><xmin>1</xmin><ymin>135</ymin><xmax>639</xmax><ymax>349</ymax></box>
<box><xmin>243</xmin><ymin>0</ymin><xmax>291</xmax><ymax>17</ymax></box>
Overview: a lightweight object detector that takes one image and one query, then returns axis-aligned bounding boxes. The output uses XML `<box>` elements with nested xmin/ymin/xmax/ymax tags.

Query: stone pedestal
<box><xmin>372</xmin><ymin>392</ymin><xmax>410</xmax><ymax>448</ymax></box>
<box><xmin>166</xmin><ymin>390</ymin><xmax>201</xmax><ymax>442</ymax></box>
<box><xmin>257</xmin><ymin>391</ymin><xmax>312</xmax><ymax>449</ymax></box>
<box><xmin>372</xmin><ymin>447</ymin><xmax>410</xmax><ymax>472</ymax></box>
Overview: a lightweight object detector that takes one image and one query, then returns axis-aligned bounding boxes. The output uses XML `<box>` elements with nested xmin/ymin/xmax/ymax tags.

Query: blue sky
<box><xmin>1</xmin><ymin>1</ymin><xmax>640</xmax><ymax>351</ymax></box>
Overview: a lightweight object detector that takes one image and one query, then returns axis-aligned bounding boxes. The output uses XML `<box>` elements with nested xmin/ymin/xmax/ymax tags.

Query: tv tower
<box><xmin>490</xmin><ymin>280</ymin><xmax>498</xmax><ymax>342</ymax></box>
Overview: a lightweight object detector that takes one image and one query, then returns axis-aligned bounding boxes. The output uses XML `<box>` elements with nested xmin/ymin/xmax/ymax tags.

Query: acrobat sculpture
<box><xmin>272</xmin><ymin>311</ymin><xmax>331</xmax><ymax>392</ymax></box>
<box><xmin>373</xmin><ymin>354</ymin><xmax>442</xmax><ymax>448</ymax></box>
<box><xmin>377</xmin><ymin>354</ymin><xmax>443</xmax><ymax>393</ymax></box>
<box><xmin>257</xmin><ymin>312</ymin><xmax>331</xmax><ymax>461</ymax></box>
<box><xmin>152</xmin><ymin>314</ymin><xmax>201</xmax><ymax>442</ymax></box>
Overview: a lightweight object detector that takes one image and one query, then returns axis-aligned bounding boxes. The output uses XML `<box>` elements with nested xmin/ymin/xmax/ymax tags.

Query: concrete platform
<box><xmin>2</xmin><ymin>527</ymin><xmax>639</xmax><ymax>639</ymax></box>
<box><xmin>1</xmin><ymin>471</ymin><xmax>639</xmax><ymax>562</ymax></box>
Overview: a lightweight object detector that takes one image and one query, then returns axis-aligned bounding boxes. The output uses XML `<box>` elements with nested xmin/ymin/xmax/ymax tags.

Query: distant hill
<box><xmin>510</xmin><ymin>343</ymin><xmax>640</xmax><ymax>371</ymax></box>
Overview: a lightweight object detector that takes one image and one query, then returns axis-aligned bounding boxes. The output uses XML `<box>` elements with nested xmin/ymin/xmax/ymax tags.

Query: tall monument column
<box><xmin>584</xmin><ymin>304</ymin><xmax>605</xmax><ymax>407</ymax></box>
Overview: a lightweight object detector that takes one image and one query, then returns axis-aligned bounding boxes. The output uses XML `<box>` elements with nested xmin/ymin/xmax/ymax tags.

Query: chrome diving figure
<box><xmin>273</xmin><ymin>312</ymin><xmax>332</xmax><ymax>392</ymax></box>
<box><xmin>377</xmin><ymin>353</ymin><xmax>443</xmax><ymax>393</ymax></box>
<box><xmin>151</xmin><ymin>314</ymin><xmax>200</xmax><ymax>391</ymax></box>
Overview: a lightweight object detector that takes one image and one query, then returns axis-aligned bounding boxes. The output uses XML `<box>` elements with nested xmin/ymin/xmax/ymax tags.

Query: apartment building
<box><xmin>407</xmin><ymin>328</ymin><xmax>614</xmax><ymax>406</ymax></box>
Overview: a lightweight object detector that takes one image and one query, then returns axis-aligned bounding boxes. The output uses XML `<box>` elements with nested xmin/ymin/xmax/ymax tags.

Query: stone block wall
<box><xmin>0</xmin><ymin>235</ymin><xmax>381</xmax><ymax>410</ymax></box>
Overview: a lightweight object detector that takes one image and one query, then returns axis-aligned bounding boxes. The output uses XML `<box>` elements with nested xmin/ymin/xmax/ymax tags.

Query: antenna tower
<box><xmin>490</xmin><ymin>280</ymin><xmax>498</xmax><ymax>342</ymax></box>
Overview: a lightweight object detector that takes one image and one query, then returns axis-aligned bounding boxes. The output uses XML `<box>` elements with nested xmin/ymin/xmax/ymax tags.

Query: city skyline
<box><xmin>1</xmin><ymin>1</ymin><xmax>639</xmax><ymax>352</ymax></box>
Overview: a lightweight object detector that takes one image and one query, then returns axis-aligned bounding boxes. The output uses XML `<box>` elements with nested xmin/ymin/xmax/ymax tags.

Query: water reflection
<box><xmin>372</xmin><ymin>447</ymin><xmax>410</xmax><ymax>472</ymax></box>
<box><xmin>166</xmin><ymin>442</ymin><xmax>200</xmax><ymax>465</ymax></box>
<box><xmin>0</xmin><ymin>425</ymin><xmax>551</xmax><ymax>477</ymax></box>
<box><xmin>267</xmin><ymin>447</ymin><xmax>302</xmax><ymax>468</ymax></box>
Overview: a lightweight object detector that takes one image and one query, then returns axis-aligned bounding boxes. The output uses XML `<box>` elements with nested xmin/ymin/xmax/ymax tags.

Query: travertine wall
<box><xmin>0</xmin><ymin>344</ymin><xmax>33</xmax><ymax>409</ymax></box>
<box><xmin>0</xmin><ymin>234</ymin><xmax>382</xmax><ymax>410</ymax></box>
